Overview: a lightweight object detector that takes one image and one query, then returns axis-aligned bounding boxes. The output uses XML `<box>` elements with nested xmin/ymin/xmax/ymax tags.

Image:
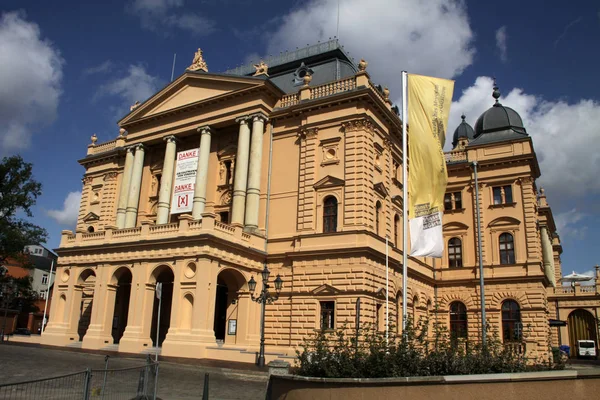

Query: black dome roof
<box><xmin>469</xmin><ymin>83</ymin><xmax>528</xmax><ymax>146</ymax></box>
<box><xmin>452</xmin><ymin>115</ymin><xmax>475</xmax><ymax>148</ymax></box>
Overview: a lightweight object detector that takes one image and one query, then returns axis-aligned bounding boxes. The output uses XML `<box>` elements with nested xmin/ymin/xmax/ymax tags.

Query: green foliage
<box><xmin>0</xmin><ymin>155</ymin><xmax>48</xmax><ymax>265</ymax></box>
<box><xmin>295</xmin><ymin>316</ymin><xmax>564</xmax><ymax>378</ymax></box>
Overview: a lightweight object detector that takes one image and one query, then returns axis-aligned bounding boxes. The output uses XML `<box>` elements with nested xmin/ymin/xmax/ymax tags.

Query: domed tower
<box><xmin>468</xmin><ymin>82</ymin><xmax>528</xmax><ymax>146</ymax></box>
<box><xmin>452</xmin><ymin>114</ymin><xmax>475</xmax><ymax>150</ymax></box>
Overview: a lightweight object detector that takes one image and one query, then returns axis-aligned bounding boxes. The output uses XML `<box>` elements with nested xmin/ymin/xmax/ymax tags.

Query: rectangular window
<box><xmin>493</xmin><ymin>187</ymin><xmax>502</xmax><ymax>205</ymax></box>
<box><xmin>454</xmin><ymin>192</ymin><xmax>462</xmax><ymax>209</ymax></box>
<box><xmin>42</xmin><ymin>274</ymin><xmax>49</xmax><ymax>285</ymax></box>
<box><xmin>40</xmin><ymin>290</ymin><xmax>47</xmax><ymax>300</ymax></box>
<box><xmin>444</xmin><ymin>193</ymin><xmax>452</xmax><ymax>211</ymax></box>
<box><xmin>320</xmin><ymin>301</ymin><xmax>335</xmax><ymax>330</ymax></box>
<box><xmin>493</xmin><ymin>185</ymin><xmax>513</xmax><ymax>205</ymax></box>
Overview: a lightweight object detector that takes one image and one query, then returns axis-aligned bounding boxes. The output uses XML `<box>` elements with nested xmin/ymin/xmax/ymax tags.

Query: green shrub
<box><xmin>295</xmin><ymin>316</ymin><xmax>564</xmax><ymax>378</ymax></box>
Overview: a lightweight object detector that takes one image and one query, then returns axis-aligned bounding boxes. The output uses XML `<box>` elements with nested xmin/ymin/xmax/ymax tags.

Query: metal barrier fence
<box><xmin>0</xmin><ymin>357</ymin><xmax>159</xmax><ymax>400</ymax></box>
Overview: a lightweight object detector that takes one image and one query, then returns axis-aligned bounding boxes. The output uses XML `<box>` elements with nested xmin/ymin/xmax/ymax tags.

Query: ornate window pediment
<box><xmin>312</xmin><ymin>284</ymin><xmax>341</xmax><ymax>296</ymax></box>
<box><xmin>443</xmin><ymin>221</ymin><xmax>469</xmax><ymax>232</ymax></box>
<box><xmin>375</xmin><ymin>287</ymin><xmax>388</xmax><ymax>300</ymax></box>
<box><xmin>313</xmin><ymin>175</ymin><xmax>345</xmax><ymax>190</ymax></box>
<box><xmin>374</xmin><ymin>182</ymin><xmax>389</xmax><ymax>198</ymax></box>
<box><xmin>82</xmin><ymin>212</ymin><xmax>100</xmax><ymax>223</ymax></box>
<box><xmin>488</xmin><ymin>216</ymin><xmax>521</xmax><ymax>228</ymax></box>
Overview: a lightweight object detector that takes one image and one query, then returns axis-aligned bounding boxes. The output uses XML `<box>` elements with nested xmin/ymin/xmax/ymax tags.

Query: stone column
<box><xmin>192</xmin><ymin>126</ymin><xmax>212</xmax><ymax>219</ymax></box>
<box><xmin>231</xmin><ymin>117</ymin><xmax>251</xmax><ymax>225</ymax></box>
<box><xmin>244</xmin><ymin>114</ymin><xmax>266</xmax><ymax>230</ymax></box>
<box><xmin>540</xmin><ymin>226</ymin><xmax>556</xmax><ymax>287</ymax></box>
<box><xmin>116</xmin><ymin>147</ymin><xmax>135</xmax><ymax>229</ymax></box>
<box><xmin>156</xmin><ymin>136</ymin><xmax>177</xmax><ymax>224</ymax></box>
<box><xmin>125</xmin><ymin>144</ymin><xmax>146</xmax><ymax>228</ymax></box>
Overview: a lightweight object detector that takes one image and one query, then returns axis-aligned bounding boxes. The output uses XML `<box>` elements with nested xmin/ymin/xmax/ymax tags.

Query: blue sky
<box><xmin>1</xmin><ymin>0</ymin><xmax>599</xmax><ymax>276</ymax></box>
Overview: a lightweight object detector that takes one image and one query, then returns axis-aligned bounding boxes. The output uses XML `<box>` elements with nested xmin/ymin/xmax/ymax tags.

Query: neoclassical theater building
<box><xmin>42</xmin><ymin>40</ymin><xmax>600</xmax><ymax>361</ymax></box>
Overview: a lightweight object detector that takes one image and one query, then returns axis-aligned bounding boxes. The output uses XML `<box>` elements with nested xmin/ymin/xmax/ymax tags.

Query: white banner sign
<box><xmin>170</xmin><ymin>149</ymin><xmax>199</xmax><ymax>214</ymax></box>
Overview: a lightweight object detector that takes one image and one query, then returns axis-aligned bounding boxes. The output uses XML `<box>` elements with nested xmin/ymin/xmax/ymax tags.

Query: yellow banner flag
<box><xmin>407</xmin><ymin>73</ymin><xmax>454</xmax><ymax>257</ymax></box>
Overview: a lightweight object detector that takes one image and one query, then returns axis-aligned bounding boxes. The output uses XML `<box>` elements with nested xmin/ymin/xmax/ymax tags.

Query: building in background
<box><xmin>41</xmin><ymin>41</ymin><xmax>599</xmax><ymax>362</ymax></box>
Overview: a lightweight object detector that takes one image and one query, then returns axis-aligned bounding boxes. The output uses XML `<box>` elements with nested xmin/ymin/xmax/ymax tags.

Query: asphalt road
<box><xmin>0</xmin><ymin>344</ymin><xmax>268</xmax><ymax>400</ymax></box>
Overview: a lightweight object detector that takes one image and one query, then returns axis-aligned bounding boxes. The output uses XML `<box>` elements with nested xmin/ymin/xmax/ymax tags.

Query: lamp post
<box><xmin>248</xmin><ymin>265</ymin><xmax>283</xmax><ymax>367</ymax></box>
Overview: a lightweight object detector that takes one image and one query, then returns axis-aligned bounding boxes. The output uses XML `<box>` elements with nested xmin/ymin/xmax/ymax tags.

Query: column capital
<box><xmin>235</xmin><ymin>115</ymin><xmax>250</xmax><ymax>124</ymax></box>
<box><xmin>163</xmin><ymin>135</ymin><xmax>178</xmax><ymax>143</ymax></box>
<box><xmin>125</xmin><ymin>145</ymin><xmax>135</xmax><ymax>154</ymax></box>
<box><xmin>131</xmin><ymin>143</ymin><xmax>146</xmax><ymax>152</ymax></box>
<box><xmin>196</xmin><ymin>125</ymin><xmax>213</xmax><ymax>135</ymax></box>
<box><xmin>250</xmin><ymin>113</ymin><xmax>268</xmax><ymax>123</ymax></box>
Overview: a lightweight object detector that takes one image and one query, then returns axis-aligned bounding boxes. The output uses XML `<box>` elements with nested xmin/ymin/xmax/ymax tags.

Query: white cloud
<box><xmin>554</xmin><ymin>16</ymin><xmax>582</xmax><ymax>48</ymax></box>
<box><xmin>0</xmin><ymin>11</ymin><xmax>63</xmax><ymax>153</ymax></box>
<box><xmin>555</xmin><ymin>208</ymin><xmax>588</xmax><ymax>241</ymax></box>
<box><xmin>83</xmin><ymin>60</ymin><xmax>113</xmax><ymax>76</ymax></box>
<box><xmin>47</xmin><ymin>191</ymin><xmax>81</xmax><ymax>226</ymax></box>
<box><xmin>449</xmin><ymin>76</ymin><xmax>600</xmax><ymax>200</ymax></box>
<box><xmin>266</xmin><ymin>0</ymin><xmax>475</xmax><ymax>103</ymax></box>
<box><xmin>95</xmin><ymin>64</ymin><xmax>161</xmax><ymax>112</ymax></box>
<box><xmin>127</xmin><ymin>0</ymin><xmax>215</xmax><ymax>36</ymax></box>
<box><xmin>495</xmin><ymin>26</ymin><xmax>507</xmax><ymax>62</ymax></box>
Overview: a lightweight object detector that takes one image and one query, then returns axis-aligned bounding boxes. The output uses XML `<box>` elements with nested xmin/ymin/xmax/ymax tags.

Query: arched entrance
<box><xmin>77</xmin><ymin>269</ymin><xmax>96</xmax><ymax>341</ymax></box>
<box><xmin>111</xmin><ymin>267</ymin><xmax>132</xmax><ymax>344</ymax></box>
<box><xmin>568</xmin><ymin>309</ymin><xmax>598</xmax><ymax>357</ymax></box>
<box><xmin>213</xmin><ymin>269</ymin><xmax>245</xmax><ymax>343</ymax></box>
<box><xmin>150</xmin><ymin>266</ymin><xmax>174</xmax><ymax>347</ymax></box>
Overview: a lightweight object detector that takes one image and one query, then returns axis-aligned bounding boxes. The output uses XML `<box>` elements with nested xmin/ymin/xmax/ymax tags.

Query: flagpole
<box><xmin>385</xmin><ymin>235</ymin><xmax>389</xmax><ymax>347</ymax></box>
<box><xmin>401</xmin><ymin>71</ymin><xmax>408</xmax><ymax>333</ymax></box>
<box><xmin>41</xmin><ymin>259</ymin><xmax>54</xmax><ymax>334</ymax></box>
<box><xmin>155</xmin><ymin>283</ymin><xmax>162</xmax><ymax>362</ymax></box>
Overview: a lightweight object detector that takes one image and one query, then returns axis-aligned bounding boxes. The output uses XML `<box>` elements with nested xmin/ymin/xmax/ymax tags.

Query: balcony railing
<box><xmin>445</xmin><ymin>150</ymin><xmax>468</xmax><ymax>164</ymax></box>
<box><xmin>552</xmin><ymin>284</ymin><xmax>597</xmax><ymax>297</ymax></box>
<box><xmin>60</xmin><ymin>214</ymin><xmax>265</xmax><ymax>251</ymax></box>
<box><xmin>310</xmin><ymin>77</ymin><xmax>357</xmax><ymax>100</ymax></box>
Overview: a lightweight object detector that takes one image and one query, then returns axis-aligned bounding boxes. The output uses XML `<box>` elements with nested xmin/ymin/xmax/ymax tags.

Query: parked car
<box><xmin>577</xmin><ymin>340</ymin><xmax>596</xmax><ymax>358</ymax></box>
<box><xmin>13</xmin><ymin>328</ymin><xmax>31</xmax><ymax>336</ymax></box>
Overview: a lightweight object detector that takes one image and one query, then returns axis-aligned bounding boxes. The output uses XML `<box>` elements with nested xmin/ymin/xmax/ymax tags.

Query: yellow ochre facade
<box><xmin>42</xmin><ymin>41</ymin><xmax>600</xmax><ymax>362</ymax></box>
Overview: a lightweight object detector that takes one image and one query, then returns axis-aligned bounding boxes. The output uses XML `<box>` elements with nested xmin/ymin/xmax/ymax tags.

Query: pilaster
<box><xmin>296</xmin><ymin>127</ymin><xmax>318</xmax><ymax>231</ymax></box>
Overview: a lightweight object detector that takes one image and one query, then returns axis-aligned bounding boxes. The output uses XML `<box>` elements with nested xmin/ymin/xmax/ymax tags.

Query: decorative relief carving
<box><xmin>342</xmin><ymin>119</ymin><xmax>374</xmax><ymax>133</ymax></box>
<box><xmin>82</xmin><ymin>175</ymin><xmax>93</xmax><ymax>185</ymax></box>
<box><xmin>103</xmin><ymin>172</ymin><xmax>118</xmax><ymax>181</ymax></box>
<box><xmin>221</xmin><ymin>190</ymin><xmax>232</xmax><ymax>205</ymax></box>
<box><xmin>298</xmin><ymin>127</ymin><xmax>318</xmax><ymax>140</ymax></box>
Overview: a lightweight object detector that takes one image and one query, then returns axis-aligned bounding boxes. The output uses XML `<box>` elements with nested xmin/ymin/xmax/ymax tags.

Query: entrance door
<box><xmin>568</xmin><ymin>309</ymin><xmax>598</xmax><ymax>357</ymax></box>
<box><xmin>213</xmin><ymin>282</ymin><xmax>228</xmax><ymax>341</ymax></box>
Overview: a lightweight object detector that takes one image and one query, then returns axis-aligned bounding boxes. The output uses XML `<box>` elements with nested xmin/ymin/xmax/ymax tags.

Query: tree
<box><xmin>0</xmin><ymin>155</ymin><xmax>48</xmax><ymax>266</ymax></box>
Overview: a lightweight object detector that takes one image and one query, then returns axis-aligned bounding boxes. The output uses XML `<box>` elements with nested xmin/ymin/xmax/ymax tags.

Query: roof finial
<box><xmin>461</xmin><ymin>114</ymin><xmax>466</xmax><ymax>122</ymax></box>
<box><xmin>492</xmin><ymin>77</ymin><xmax>501</xmax><ymax>103</ymax></box>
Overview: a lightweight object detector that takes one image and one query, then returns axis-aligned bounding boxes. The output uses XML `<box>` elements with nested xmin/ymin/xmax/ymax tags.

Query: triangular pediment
<box><xmin>374</xmin><ymin>182</ymin><xmax>389</xmax><ymax>198</ymax></box>
<box><xmin>312</xmin><ymin>284</ymin><xmax>341</xmax><ymax>296</ymax></box>
<box><xmin>119</xmin><ymin>72</ymin><xmax>278</xmax><ymax>124</ymax></box>
<box><xmin>83</xmin><ymin>212</ymin><xmax>100</xmax><ymax>222</ymax></box>
<box><xmin>375</xmin><ymin>287</ymin><xmax>388</xmax><ymax>300</ymax></box>
<box><xmin>313</xmin><ymin>175</ymin><xmax>345</xmax><ymax>190</ymax></box>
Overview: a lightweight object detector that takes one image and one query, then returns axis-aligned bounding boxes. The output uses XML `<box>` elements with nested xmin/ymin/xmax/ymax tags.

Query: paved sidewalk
<box><xmin>0</xmin><ymin>343</ymin><xmax>269</xmax><ymax>399</ymax></box>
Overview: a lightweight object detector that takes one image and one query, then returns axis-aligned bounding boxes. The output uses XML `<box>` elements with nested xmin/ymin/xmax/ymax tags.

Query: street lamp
<box><xmin>248</xmin><ymin>265</ymin><xmax>283</xmax><ymax>367</ymax></box>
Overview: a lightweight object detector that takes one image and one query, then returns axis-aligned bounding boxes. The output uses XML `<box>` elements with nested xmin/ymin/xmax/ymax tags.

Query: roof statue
<box><xmin>130</xmin><ymin>101</ymin><xmax>141</xmax><ymax>111</ymax></box>
<box><xmin>90</xmin><ymin>134</ymin><xmax>97</xmax><ymax>146</ymax></box>
<box><xmin>357</xmin><ymin>59</ymin><xmax>368</xmax><ymax>72</ymax></box>
<box><xmin>252</xmin><ymin>61</ymin><xmax>269</xmax><ymax>77</ymax></box>
<box><xmin>188</xmin><ymin>48</ymin><xmax>208</xmax><ymax>72</ymax></box>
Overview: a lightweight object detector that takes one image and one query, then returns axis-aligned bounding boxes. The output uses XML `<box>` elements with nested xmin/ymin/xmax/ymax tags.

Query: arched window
<box><xmin>448</xmin><ymin>237</ymin><xmax>462</xmax><ymax>268</ymax></box>
<box><xmin>375</xmin><ymin>201</ymin><xmax>382</xmax><ymax>236</ymax></box>
<box><xmin>394</xmin><ymin>215</ymin><xmax>400</xmax><ymax>247</ymax></box>
<box><xmin>449</xmin><ymin>301</ymin><xmax>467</xmax><ymax>339</ymax></box>
<box><xmin>499</xmin><ymin>233</ymin><xmax>515</xmax><ymax>265</ymax></box>
<box><xmin>502</xmin><ymin>300</ymin><xmax>522</xmax><ymax>342</ymax></box>
<box><xmin>323</xmin><ymin>196</ymin><xmax>338</xmax><ymax>233</ymax></box>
